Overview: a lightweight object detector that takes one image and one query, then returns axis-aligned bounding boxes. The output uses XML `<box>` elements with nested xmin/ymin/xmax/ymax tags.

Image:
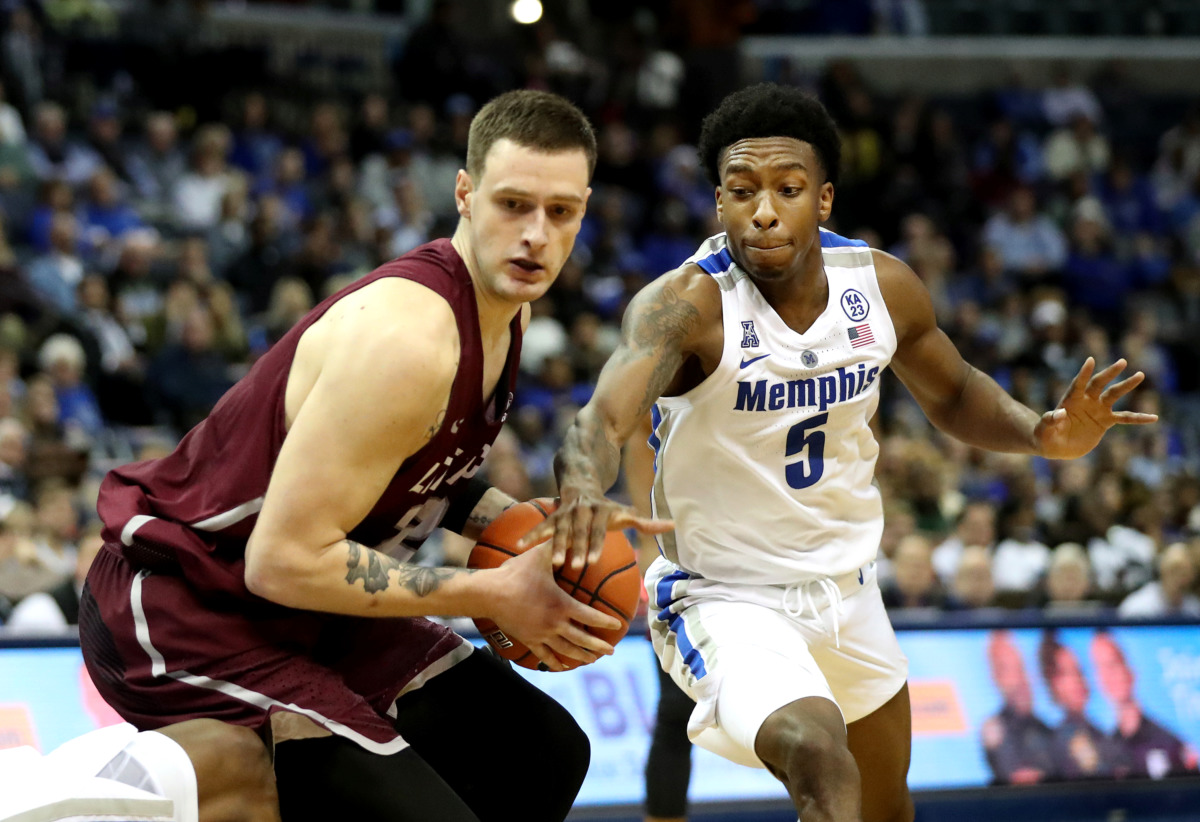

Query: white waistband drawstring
<box><xmin>782</xmin><ymin>577</ymin><xmax>846</xmax><ymax>648</ymax></box>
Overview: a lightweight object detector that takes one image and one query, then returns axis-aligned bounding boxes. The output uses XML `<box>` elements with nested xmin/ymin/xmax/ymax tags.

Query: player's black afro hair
<box><xmin>698</xmin><ymin>84</ymin><xmax>841</xmax><ymax>187</ymax></box>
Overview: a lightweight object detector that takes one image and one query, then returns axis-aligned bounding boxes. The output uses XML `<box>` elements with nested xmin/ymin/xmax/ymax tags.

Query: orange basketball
<box><xmin>468</xmin><ymin>497</ymin><xmax>640</xmax><ymax>671</ymax></box>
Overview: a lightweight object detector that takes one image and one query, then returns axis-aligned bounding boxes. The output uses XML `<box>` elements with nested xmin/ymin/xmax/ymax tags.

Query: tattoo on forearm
<box><xmin>345</xmin><ymin>540</ymin><xmax>472</xmax><ymax>596</ymax></box>
<box><xmin>399</xmin><ymin>566</ymin><xmax>459</xmax><ymax>596</ymax></box>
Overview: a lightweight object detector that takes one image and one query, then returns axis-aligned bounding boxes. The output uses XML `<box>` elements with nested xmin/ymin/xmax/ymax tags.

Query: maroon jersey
<box><xmin>97</xmin><ymin>238</ymin><xmax>520</xmax><ymax>598</ymax></box>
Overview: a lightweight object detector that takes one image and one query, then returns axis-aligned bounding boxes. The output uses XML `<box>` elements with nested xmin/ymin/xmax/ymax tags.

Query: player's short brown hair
<box><xmin>466</xmin><ymin>90</ymin><xmax>596</xmax><ymax>181</ymax></box>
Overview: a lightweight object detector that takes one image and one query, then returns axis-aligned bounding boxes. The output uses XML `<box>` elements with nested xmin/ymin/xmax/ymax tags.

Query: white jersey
<box><xmin>650</xmin><ymin>229</ymin><xmax>896</xmax><ymax>584</ymax></box>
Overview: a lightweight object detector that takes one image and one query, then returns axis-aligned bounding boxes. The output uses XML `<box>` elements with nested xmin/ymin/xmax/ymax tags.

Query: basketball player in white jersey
<box><xmin>521</xmin><ymin>83</ymin><xmax>1157</xmax><ymax>822</ymax></box>
<box><xmin>0</xmin><ymin>719</ymin><xmax>274</xmax><ymax>822</ymax></box>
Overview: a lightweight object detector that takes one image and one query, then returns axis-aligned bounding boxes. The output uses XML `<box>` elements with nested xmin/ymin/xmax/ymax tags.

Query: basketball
<box><xmin>468</xmin><ymin>497</ymin><xmax>641</xmax><ymax>671</ymax></box>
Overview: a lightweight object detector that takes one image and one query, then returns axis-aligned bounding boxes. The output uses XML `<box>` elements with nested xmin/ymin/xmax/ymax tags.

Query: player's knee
<box><xmin>166</xmin><ymin>720</ymin><xmax>278</xmax><ymax>821</ymax></box>
<box><xmin>757</xmin><ymin>710</ymin><xmax>857</xmax><ymax>794</ymax></box>
<box><xmin>546</xmin><ymin>712</ymin><xmax>591</xmax><ymax>790</ymax></box>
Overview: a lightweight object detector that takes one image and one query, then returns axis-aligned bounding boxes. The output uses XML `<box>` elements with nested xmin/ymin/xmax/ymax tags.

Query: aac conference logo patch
<box><xmin>841</xmin><ymin>289</ymin><xmax>869</xmax><ymax>322</ymax></box>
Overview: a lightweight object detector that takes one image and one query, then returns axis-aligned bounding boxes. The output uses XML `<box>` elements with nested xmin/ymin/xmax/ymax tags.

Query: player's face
<box><xmin>1090</xmin><ymin>635</ymin><xmax>1135</xmax><ymax>704</ymax></box>
<box><xmin>990</xmin><ymin>635</ymin><xmax>1033</xmax><ymax>712</ymax></box>
<box><xmin>457</xmin><ymin>139</ymin><xmax>591</xmax><ymax>305</ymax></box>
<box><xmin>715</xmin><ymin>137</ymin><xmax>833</xmax><ymax>283</ymax></box>
<box><xmin>1052</xmin><ymin>647</ymin><xmax>1090</xmax><ymax>714</ymax></box>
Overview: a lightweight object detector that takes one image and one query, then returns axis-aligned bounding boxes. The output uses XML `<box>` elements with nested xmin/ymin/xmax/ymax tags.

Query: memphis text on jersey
<box><xmin>734</xmin><ymin>362</ymin><xmax>881</xmax><ymax>414</ymax></box>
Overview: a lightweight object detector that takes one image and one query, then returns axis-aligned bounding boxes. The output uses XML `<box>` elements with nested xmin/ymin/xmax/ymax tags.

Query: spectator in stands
<box><xmin>24</xmin><ymin>212</ymin><xmax>84</xmax><ymax>315</ymax></box>
<box><xmin>0</xmin><ymin>78</ymin><xmax>25</xmax><ymax>145</ymax></box>
<box><xmin>38</xmin><ymin>333</ymin><xmax>103</xmax><ymax>440</ymax></box>
<box><xmin>172</xmin><ymin>124</ymin><xmax>237</xmax><ymax>232</ymax></box>
<box><xmin>80</xmin><ymin>166</ymin><xmax>144</xmax><ymax>259</ymax></box>
<box><xmin>22</xmin><ymin>374</ymin><xmax>88</xmax><ymax>487</ymax></box>
<box><xmin>0</xmin><ymin>497</ymin><xmax>59</xmax><ymax>603</ymax></box>
<box><xmin>26</xmin><ymin>102</ymin><xmax>101</xmax><ymax>188</ymax></box>
<box><xmin>881</xmin><ymin>534</ymin><xmax>944</xmax><ymax>610</ymax></box>
<box><xmin>126</xmin><ymin>112</ymin><xmax>188</xmax><ymax>224</ymax></box>
<box><xmin>0</xmin><ymin>4</ymin><xmax>43</xmax><ymax>116</ymax></box>
<box><xmin>5</xmin><ymin>519</ymin><xmax>99</xmax><ymax>632</ymax></box>
<box><xmin>229</xmin><ymin>91</ymin><xmax>282</xmax><ymax>190</ymax></box>
<box><xmin>85</xmin><ymin>101</ymin><xmax>133</xmax><ymax>185</ymax></box>
<box><xmin>23</xmin><ymin>478</ymin><xmax>78</xmax><ymax>588</ymax></box>
<box><xmin>993</xmin><ymin>501</ymin><xmax>1050</xmax><ymax>595</ymax></box>
<box><xmin>971</xmin><ymin>116</ymin><xmax>1043</xmax><ymax>208</ymax></box>
<box><xmin>0</xmin><ymin>416</ymin><xmax>29</xmax><ymax>501</ymax></box>
<box><xmin>1044</xmin><ymin>112</ymin><xmax>1111</xmax><ymax>182</ymax></box>
<box><xmin>1118</xmin><ymin>542</ymin><xmax>1200</xmax><ymax>619</ymax></box>
<box><xmin>1041</xmin><ymin>64</ymin><xmax>1103</xmax><ymax>128</ymax></box>
<box><xmin>982</xmin><ymin>630</ymin><xmax>1057</xmax><ymax>784</ymax></box>
<box><xmin>1090</xmin><ymin>631</ymin><xmax>1199</xmax><ymax>779</ymax></box>
<box><xmin>982</xmin><ymin>185</ymin><xmax>1068</xmax><ymax>284</ymax></box>
<box><xmin>26</xmin><ymin>178</ymin><xmax>75</xmax><ymax>253</ymax></box>
<box><xmin>945</xmin><ymin>544</ymin><xmax>996</xmax><ymax>611</ymax></box>
<box><xmin>933</xmin><ymin>499</ymin><xmax>997</xmax><ymax>585</ymax></box>
<box><xmin>146</xmin><ymin>305</ymin><xmax>234</xmax><ymax>433</ymax></box>
<box><xmin>225</xmin><ymin>194</ymin><xmax>293</xmax><ymax>315</ymax></box>
<box><xmin>1042</xmin><ymin>542</ymin><xmax>1102</xmax><ymax>612</ymax></box>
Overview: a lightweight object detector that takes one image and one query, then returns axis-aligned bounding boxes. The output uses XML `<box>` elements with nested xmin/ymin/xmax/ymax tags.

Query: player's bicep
<box><xmin>591</xmin><ymin>270</ymin><xmax>713</xmax><ymax>435</ymax></box>
<box><xmin>876</xmin><ymin>250</ymin><xmax>972</xmax><ymax>420</ymax></box>
<box><xmin>252</xmin><ymin>327</ymin><xmax>456</xmax><ymax>558</ymax></box>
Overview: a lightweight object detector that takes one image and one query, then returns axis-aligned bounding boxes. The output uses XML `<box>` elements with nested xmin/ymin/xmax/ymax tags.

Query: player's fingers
<box><xmin>1111</xmin><ymin>411</ymin><xmax>1159</xmax><ymax>425</ymax></box>
<box><xmin>628</xmin><ymin>515</ymin><xmax>675</xmax><ymax>534</ymax></box>
<box><xmin>551</xmin><ymin>627</ymin><xmax>614</xmax><ymax>660</ymax></box>
<box><xmin>586</xmin><ymin>510</ymin><xmax>610</xmax><ymax>565</ymax></box>
<box><xmin>1098</xmin><ymin>371</ymin><xmax>1144</xmax><ymax>405</ymax></box>
<box><xmin>1064</xmin><ymin>357</ymin><xmax>1095</xmax><ymax>398</ymax></box>
<box><xmin>551</xmin><ymin>510</ymin><xmax>576</xmax><ymax>568</ymax></box>
<box><xmin>1086</xmin><ymin>358</ymin><xmax>1127</xmax><ymax>394</ymax></box>
<box><xmin>567</xmin><ymin>598</ymin><xmax>622</xmax><ymax>632</ymax></box>
<box><xmin>568</xmin><ymin>504</ymin><xmax>595</xmax><ymax>570</ymax></box>
<box><xmin>515</xmin><ymin>520</ymin><xmax>554</xmax><ymax>550</ymax></box>
<box><xmin>530</xmin><ymin>643</ymin><xmax>566</xmax><ymax>673</ymax></box>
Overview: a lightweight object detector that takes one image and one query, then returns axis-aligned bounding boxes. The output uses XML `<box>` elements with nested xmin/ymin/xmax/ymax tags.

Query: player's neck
<box><xmin>752</xmin><ymin>257</ymin><xmax>829</xmax><ymax>333</ymax></box>
<box><xmin>450</xmin><ymin>226</ymin><xmax>522</xmax><ymax>344</ymax></box>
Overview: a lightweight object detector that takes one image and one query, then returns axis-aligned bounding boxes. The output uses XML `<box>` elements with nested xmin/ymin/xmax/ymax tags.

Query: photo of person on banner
<box><xmin>1090</xmin><ymin>631</ymin><xmax>1200</xmax><ymax>780</ymax></box>
<box><xmin>981</xmin><ymin>630</ymin><xmax>1057</xmax><ymax>784</ymax></box>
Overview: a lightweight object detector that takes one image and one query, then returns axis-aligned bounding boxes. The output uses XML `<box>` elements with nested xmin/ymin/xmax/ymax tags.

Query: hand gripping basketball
<box><xmin>468</xmin><ymin>498</ymin><xmax>641</xmax><ymax>670</ymax></box>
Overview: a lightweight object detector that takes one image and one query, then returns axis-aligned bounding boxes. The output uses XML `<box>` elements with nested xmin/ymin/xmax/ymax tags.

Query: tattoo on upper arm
<box><xmin>345</xmin><ymin>540</ymin><xmax>473</xmax><ymax>597</ymax></box>
<box><xmin>625</xmin><ymin>284</ymin><xmax>700</xmax><ymax>416</ymax></box>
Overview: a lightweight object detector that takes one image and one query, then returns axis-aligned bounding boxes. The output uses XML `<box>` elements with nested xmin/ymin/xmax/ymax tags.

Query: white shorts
<box><xmin>646</xmin><ymin>555</ymin><xmax>908</xmax><ymax>769</ymax></box>
<box><xmin>0</xmin><ymin>723</ymin><xmax>198</xmax><ymax>822</ymax></box>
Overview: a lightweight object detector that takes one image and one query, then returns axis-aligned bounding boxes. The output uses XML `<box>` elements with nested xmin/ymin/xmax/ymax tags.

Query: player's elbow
<box><xmin>243</xmin><ymin>535</ymin><xmax>304</xmax><ymax>604</ymax></box>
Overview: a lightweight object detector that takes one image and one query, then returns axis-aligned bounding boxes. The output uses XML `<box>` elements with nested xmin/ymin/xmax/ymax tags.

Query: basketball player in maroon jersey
<box><xmin>78</xmin><ymin>90</ymin><xmax>667</xmax><ymax>822</ymax></box>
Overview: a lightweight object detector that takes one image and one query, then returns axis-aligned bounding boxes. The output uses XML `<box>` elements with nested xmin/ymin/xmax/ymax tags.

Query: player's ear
<box><xmin>455</xmin><ymin>169</ymin><xmax>473</xmax><ymax>218</ymax></box>
<box><xmin>818</xmin><ymin>181</ymin><xmax>834</xmax><ymax>222</ymax></box>
<box><xmin>714</xmin><ymin>186</ymin><xmax>723</xmax><ymax>221</ymax></box>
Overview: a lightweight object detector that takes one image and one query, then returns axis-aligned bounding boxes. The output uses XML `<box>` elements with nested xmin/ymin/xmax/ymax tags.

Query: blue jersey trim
<box><xmin>648</xmin><ymin>405</ymin><xmax>663</xmax><ymax>462</ymax></box>
<box><xmin>695</xmin><ymin>246</ymin><xmax>734</xmax><ymax>274</ymax></box>
<box><xmin>819</xmin><ymin>229</ymin><xmax>868</xmax><ymax>248</ymax></box>
<box><xmin>654</xmin><ymin>569</ymin><xmax>707</xmax><ymax>678</ymax></box>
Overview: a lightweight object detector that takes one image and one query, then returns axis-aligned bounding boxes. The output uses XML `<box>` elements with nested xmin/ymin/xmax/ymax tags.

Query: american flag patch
<box><xmin>848</xmin><ymin>323</ymin><xmax>874</xmax><ymax>348</ymax></box>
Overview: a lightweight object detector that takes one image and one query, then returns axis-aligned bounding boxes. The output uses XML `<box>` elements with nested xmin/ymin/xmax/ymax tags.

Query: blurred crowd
<box><xmin>2</xmin><ymin>0</ymin><xmax>1200</xmax><ymax>635</ymax></box>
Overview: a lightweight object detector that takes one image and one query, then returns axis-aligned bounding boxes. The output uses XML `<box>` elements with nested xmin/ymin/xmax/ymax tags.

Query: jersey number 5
<box><xmin>784</xmin><ymin>413</ymin><xmax>827</xmax><ymax>489</ymax></box>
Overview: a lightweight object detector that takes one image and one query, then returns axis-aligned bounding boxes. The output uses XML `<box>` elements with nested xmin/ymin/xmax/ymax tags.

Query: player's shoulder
<box><xmin>639</xmin><ymin>261</ymin><xmax>724</xmax><ymax>322</ymax></box>
<box><xmin>325</xmin><ymin>278</ymin><xmax>461</xmax><ymax>378</ymax></box>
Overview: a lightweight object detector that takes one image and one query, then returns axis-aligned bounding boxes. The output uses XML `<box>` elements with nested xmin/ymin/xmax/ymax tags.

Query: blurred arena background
<box><xmin>2</xmin><ymin>1</ymin><xmax>1200</xmax><ymax>820</ymax></box>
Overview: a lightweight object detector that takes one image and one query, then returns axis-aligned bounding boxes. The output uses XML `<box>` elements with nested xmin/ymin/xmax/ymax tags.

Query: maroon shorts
<box><xmin>80</xmin><ymin>546</ymin><xmax>470</xmax><ymax>754</ymax></box>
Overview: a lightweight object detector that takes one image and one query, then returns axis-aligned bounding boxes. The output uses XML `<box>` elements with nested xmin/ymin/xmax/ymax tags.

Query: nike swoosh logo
<box><xmin>739</xmin><ymin>353</ymin><xmax>770</xmax><ymax>368</ymax></box>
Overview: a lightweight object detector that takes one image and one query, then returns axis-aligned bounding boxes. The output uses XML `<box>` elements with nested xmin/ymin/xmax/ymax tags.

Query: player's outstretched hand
<box><xmin>515</xmin><ymin>487</ymin><xmax>674</xmax><ymax>571</ymax></box>
<box><xmin>1036</xmin><ymin>358</ymin><xmax>1158</xmax><ymax>460</ymax></box>
<box><xmin>490</xmin><ymin>543</ymin><xmax>621</xmax><ymax>672</ymax></box>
